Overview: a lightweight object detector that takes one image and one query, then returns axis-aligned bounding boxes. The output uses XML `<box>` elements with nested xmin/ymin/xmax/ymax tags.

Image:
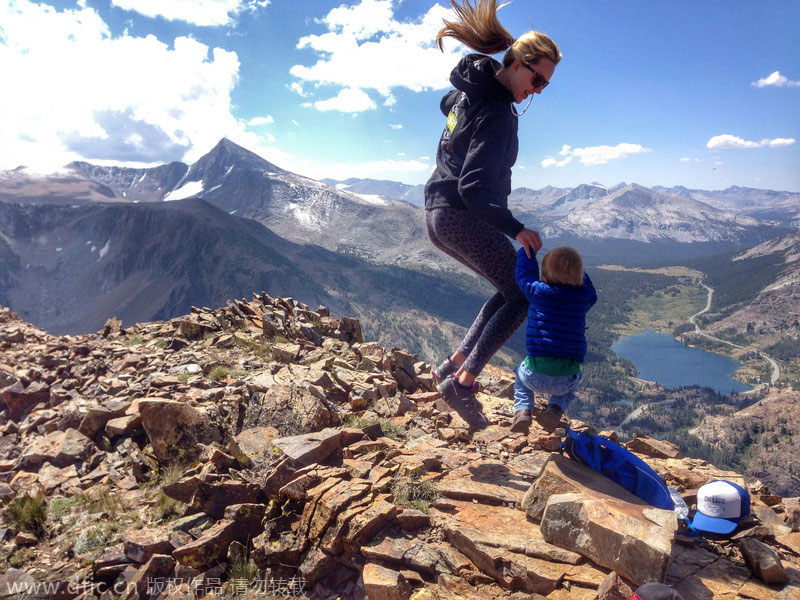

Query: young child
<box><xmin>512</xmin><ymin>246</ymin><xmax>597</xmax><ymax>434</ymax></box>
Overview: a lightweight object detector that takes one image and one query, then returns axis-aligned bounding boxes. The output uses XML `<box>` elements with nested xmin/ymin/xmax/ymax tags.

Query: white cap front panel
<box><xmin>697</xmin><ymin>480</ymin><xmax>742</xmax><ymax>519</ymax></box>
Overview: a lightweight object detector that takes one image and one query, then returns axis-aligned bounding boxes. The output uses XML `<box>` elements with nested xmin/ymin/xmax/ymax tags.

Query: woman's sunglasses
<box><xmin>522</xmin><ymin>62</ymin><xmax>550</xmax><ymax>89</ymax></box>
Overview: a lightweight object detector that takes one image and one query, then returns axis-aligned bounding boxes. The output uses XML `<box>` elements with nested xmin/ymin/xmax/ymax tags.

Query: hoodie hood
<box><xmin>450</xmin><ymin>54</ymin><xmax>514</xmax><ymax>104</ymax></box>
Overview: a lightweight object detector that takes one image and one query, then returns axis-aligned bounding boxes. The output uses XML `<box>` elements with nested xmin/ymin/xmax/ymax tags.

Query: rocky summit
<box><xmin>0</xmin><ymin>299</ymin><xmax>799</xmax><ymax>600</ymax></box>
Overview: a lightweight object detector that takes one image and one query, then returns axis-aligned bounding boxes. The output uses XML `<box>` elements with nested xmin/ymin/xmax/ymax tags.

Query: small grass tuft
<box><xmin>4</xmin><ymin>491</ymin><xmax>47</xmax><ymax>536</ymax></box>
<box><xmin>341</xmin><ymin>415</ymin><xmax>406</xmax><ymax>440</ymax></box>
<box><xmin>8</xmin><ymin>546</ymin><xmax>37</xmax><ymax>567</ymax></box>
<box><xmin>74</xmin><ymin>521</ymin><xmax>120</xmax><ymax>555</ymax></box>
<box><xmin>226</xmin><ymin>548</ymin><xmax>260</xmax><ymax>592</ymax></box>
<box><xmin>49</xmin><ymin>496</ymin><xmax>79</xmax><ymax>521</ymax></box>
<box><xmin>124</xmin><ymin>334</ymin><xmax>146</xmax><ymax>346</ymax></box>
<box><xmin>207</xmin><ymin>366</ymin><xmax>248</xmax><ymax>382</ymax></box>
<box><xmin>390</xmin><ymin>475</ymin><xmax>440</xmax><ymax>513</ymax></box>
<box><xmin>74</xmin><ymin>486</ymin><xmax>129</xmax><ymax>519</ymax></box>
<box><xmin>152</xmin><ymin>463</ymin><xmax>185</xmax><ymax>522</ymax></box>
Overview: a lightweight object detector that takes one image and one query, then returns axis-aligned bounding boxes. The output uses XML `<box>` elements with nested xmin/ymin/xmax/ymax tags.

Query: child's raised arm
<box><xmin>583</xmin><ymin>272</ymin><xmax>598</xmax><ymax>308</ymax></box>
<box><xmin>515</xmin><ymin>246</ymin><xmax>539</xmax><ymax>300</ymax></box>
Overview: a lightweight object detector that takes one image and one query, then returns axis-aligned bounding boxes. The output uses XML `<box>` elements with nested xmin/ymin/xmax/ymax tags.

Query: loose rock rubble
<box><xmin>0</xmin><ymin>297</ymin><xmax>799</xmax><ymax>599</ymax></box>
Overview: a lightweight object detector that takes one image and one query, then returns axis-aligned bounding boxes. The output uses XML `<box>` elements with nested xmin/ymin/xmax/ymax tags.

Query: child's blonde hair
<box><xmin>541</xmin><ymin>247</ymin><xmax>583</xmax><ymax>286</ymax></box>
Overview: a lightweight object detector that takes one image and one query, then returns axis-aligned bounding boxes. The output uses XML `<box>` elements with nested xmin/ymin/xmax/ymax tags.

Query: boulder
<box><xmin>78</xmin><ymin>399</ymin><xmax>130</xmax><ymax>438</ymax></box>
<box><xmin>432</xmin><ymin>499</ymin><xmax>580</xmax><ymax>565</ymax></box>
<box><xmin>1</xmin><ymin>380</ymin><xmax>49</xmax><ymax>421</ymax></box>
<box><xmin>188</xmin><ymin>479</ymin><xmax>262</xmax><ymax>519</ymax></box>
<box><xmin>272</xmin><ymin>428</ymin><xmax>343</xmax><ymax>467</ymax></box>
<box><xmin>232</xmin><ymin>426</ymin><xmax>279</xmax><ymax>468</ymax></box>
<box><xmin>172</xmin><ymin>503</ymin><xmax>265</xmax><ymax>569</ymax></box>
<box><xmin>362</xmin><ymin>563</ymin><xmax>412</xmax><ymax>600</ymax></box>
<box><xmin>123</xmin><ymin>554</ymin><xmax>175</xmax><ymax>599</ymax></box>
<box><xmin>539</xmin><ymin>491</ymin><xmax>676</xmax><ymax>587</ymax></box>
<box><xmin>522</xmin><ymin>454</ymin><xmax>649</xmax><ymax>521</ymax></box>
<box><xmin>596</xmin><ymin>572</ymin><xmax>634</xmax><ymax>600</ymax></box>
<box><xmin>138</xmin><ymin>399</ymin><xmax>221</xmax><ymax>464</ymax></box>
<box><xmin>244</xmin><ymin>383</ymin><xmax>335</xmax><ymax>436</ymax></box>
<box><xmin>17</xmin><ymin>428</ymin><xmax>94</xmax><ymax>471</ymax></box>
<box><xmin>738</xmin><ymin>537</ymin><xmax>789</xmax><ymax>584</ymax></box>
<box><xmin>362</xmin><ymin>535</ymin><xmax>441</xmax><ymax>576</ymax></box>
<box><xmin>625</xmin><ymin>434</ymin><xmax>682</xmax><ymax>459</ymax></box>
<box><xmin>123</xmin><ymin>528</ymin><xmax>173</xmax><ymax>564</ymax></box>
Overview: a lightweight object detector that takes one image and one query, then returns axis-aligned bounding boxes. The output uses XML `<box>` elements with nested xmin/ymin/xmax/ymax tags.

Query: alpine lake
<box><xmin>611</xmin><ymin>329</ymin><xmax>751</xmax><ymax>395</ymax></box>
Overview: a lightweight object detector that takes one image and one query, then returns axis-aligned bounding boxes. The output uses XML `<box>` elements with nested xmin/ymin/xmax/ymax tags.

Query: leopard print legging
<box><xmin>426</xmin><ymin>206</ymin><xmax>528</xmax><ymax>375</ymax></box>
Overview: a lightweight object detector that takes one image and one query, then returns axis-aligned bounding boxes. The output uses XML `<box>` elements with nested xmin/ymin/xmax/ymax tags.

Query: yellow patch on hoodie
<box><xmin>446</xmin><ymin>110</ymin><xmax>457</xmax><ymax>133</ymax></box>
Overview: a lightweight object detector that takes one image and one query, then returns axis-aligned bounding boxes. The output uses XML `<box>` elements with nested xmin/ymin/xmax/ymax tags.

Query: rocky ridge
<box><xmin>1</xmin><ymin>300</ymin><xmax>799</xmax><ymax>599</ymax></box>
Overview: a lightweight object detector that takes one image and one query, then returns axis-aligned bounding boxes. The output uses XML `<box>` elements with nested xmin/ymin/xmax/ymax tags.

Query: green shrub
<box><xmin>4</xmin><ymin>492</ymin><xmax>47</xmax><ymax>536</ymax></box>
<box><xmin>49</xmin><ymin>496</ymin><xmax>79</xmax><ymax>521</ymax></box>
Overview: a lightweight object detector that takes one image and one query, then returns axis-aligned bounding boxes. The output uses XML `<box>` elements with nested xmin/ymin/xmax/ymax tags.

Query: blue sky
<box><xmin>1</xmin><ymin>0</ymin><xmax>798</xmax><ymax>191</ymax></box>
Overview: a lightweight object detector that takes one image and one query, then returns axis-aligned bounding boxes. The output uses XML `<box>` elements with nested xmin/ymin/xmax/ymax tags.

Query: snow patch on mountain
<box><xmin>164</xmin><ymin>180</ymin><xmax>203</xmax><ymax>201</ymax></box>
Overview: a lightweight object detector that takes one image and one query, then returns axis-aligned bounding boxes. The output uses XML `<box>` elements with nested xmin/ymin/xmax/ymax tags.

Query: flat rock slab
<box><xmin>671</xmin><ymin>553</ymin><xmax>751</xmax><ymax>600</ymax></box>
<box><xmin>272</xmin><ymin>428</ymin><xmax>342</xmax><ymax>467</ymax></box>
<box><xmin>17</xmin><ymin>428</ymin><xmax>94</xmax><ymax>470</ymax></box>
<box><xmin>430</xmin><ymin>499</ymin><xmax>581</xmax><ymax>565</ymax></box>
<box><xmin>436</xmin><ymin>460</ymin><xmax>530</xmax><ymax>506</ymax></box>
<box><xmin>540</xmin><ymin>491</ymin><xmax>676</xmax><ymax>587</ymax></box>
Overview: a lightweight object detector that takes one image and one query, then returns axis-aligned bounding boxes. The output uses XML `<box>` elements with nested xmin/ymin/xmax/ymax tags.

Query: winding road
<box><xmin>688</xmin><ymin>281</ymin><xmax>780</xmax><ymax>389</ymax></box>
<box><xmin>620</xmin><ymin>278</ymin><xmax>780</xmax><ymax>426</ymax></box>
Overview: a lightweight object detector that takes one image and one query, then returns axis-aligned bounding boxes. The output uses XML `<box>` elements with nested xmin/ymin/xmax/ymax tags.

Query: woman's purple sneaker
<box><xmin>432</xmin><ymin>358</ymin><xmax>479</xmax><ymax>392</ymax></box>
<box><xmin>432</xmin><ymin>358</ymin><xmax>457</xmax><ymax>385</ymax></box>
<box><xmin>437</xmin><ymin>376</ymin><xmax>489</xmax><ymax>430</ymax></box>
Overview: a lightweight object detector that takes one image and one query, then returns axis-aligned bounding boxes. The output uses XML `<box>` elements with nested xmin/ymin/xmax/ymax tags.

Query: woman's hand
<box><xmin>515</xmin><ymin>228</ymin><xmax>542</xmax><ymax>258</ymax></box>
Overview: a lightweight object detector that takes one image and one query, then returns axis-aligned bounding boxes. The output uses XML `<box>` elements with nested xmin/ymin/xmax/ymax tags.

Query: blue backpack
<box><xmin>561</xmin><ymin>428</ymin><xmax>675</xmax><ymax>511</ymax></box>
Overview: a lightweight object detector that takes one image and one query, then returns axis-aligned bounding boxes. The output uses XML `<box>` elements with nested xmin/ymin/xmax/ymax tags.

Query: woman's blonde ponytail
<box><xmin>437</xmin><ymin>0</ymin><xmax>562</xmax><ymax>67</ymax></box>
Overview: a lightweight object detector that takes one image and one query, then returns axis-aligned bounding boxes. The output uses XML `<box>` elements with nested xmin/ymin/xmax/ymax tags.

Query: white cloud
<box><xmin>247</xmin><ymin>115</ymin><xmax>274</xmax><ymax>126</ymax></box>
<box><xmin>542</xmin><ymin>143</ymin><xmax>650</xmax><ymax>167</ymax></box>
<box><xmin>572</xmin><ymin>143</ymin><xmax>651</xmax><ymax>165</ymax></box>
<box><xmin>313</xmin><ymin>88</ymin><xmax>376</xmax><ymax>112</ymax></box>
<box><xmin>290</xmin><ymin>0</ymin><xmax>462</xmax><ymax>112</ymax></box>
<box><xmin>390</xmin><ymin>124</ymin><xmax>403</xmax><ymax>130</ymax></box>
<box><xmin>751</xmin><ymin>71</ymin><xmax>800</xmax><ymax>88</ymax></box>
<box><xmin>679</xmin><ymin>157</ymin><xmax>691</xmax><ymax>162</ymax></box>
<box><xmin>541</xmin><ymin>156</ymin><xmax>572</xmax><ymax>168</ymax></box>
<box><xmin>706</xmin><ymin>134</ymin><xmax>796</xmax><ymax>149</ymax></box>
<box><xmin>289</xmin><ymin>82</ymin><xmax>313</xmax><ymax>98</ymax></box>
<box><xmin>0</xmin><ymin>0</ymin><xmax>277</xmax><ymax>171</ymax></box>
<box><xmin>110</xmin><ymin>0</ymin><xmax>270</xmax><ymax>27</ymax></box>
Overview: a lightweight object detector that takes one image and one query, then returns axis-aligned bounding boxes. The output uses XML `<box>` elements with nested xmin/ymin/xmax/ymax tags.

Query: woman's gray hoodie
<box><xmin>424</xmin><ymin>53</ymin><xmax>524</xmax><ymax>238</ymax></box>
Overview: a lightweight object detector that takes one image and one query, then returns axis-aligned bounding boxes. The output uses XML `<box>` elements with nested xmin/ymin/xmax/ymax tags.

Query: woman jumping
<box><xmin>425</xmin><ymin>0</ymin><xmax>561</xmax><ymax>429</ymax></box>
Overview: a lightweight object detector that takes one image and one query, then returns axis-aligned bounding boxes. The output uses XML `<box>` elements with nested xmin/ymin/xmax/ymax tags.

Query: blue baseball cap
<box><xmin>691</xmin><ymin>479</ymin><xmax>750</xmax><ymax>535</ymax></box>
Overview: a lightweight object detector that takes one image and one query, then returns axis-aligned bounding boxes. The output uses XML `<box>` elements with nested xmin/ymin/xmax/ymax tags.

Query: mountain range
<box><xmin>4</xmin><ymin>139</ymin><xmax>797</xmax><ymax>265</ymax></box>
<box><xmin>1</xmin><ymin>137</ymin><xmax>798</xmax><ymax>340</ymax></box>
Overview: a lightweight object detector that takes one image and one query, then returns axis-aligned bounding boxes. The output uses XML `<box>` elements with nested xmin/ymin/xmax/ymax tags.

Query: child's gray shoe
<box><xmin>437</xmin><ymin>376</ymin><xmax>488</xmax><ymax>430</ymax></box>
<box><xmin>535</xmin><ymin>404</ymin><xmax>564</xmax><ymax>434</ymax></box>
<box><xmin>510</xmin><ymin>409</ymin><xmax>532</xmax><ymax>434</ymax></box>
